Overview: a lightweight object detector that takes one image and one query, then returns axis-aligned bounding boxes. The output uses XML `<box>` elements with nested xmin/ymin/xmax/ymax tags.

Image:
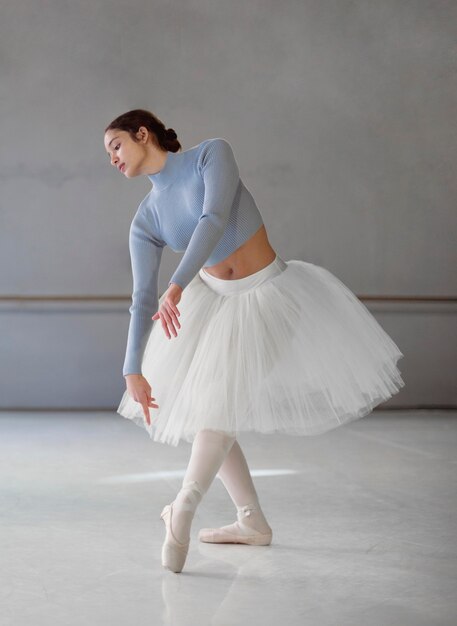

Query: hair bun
<box><xmin>166</xmin><ymin>128</ymin><xmax>177</xmax><ymax>139</ymax></box>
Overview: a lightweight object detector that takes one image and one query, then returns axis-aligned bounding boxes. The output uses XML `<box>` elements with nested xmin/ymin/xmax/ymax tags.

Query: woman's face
<box><xmin>104</xmin><ymin>128</ymin><xmax>147</xmax><ymax>178</ymax></box>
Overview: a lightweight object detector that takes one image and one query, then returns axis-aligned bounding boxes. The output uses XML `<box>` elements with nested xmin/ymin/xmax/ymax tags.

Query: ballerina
<box><xmin>104</xmin><ymin>108</ymin><xmax>405</xmax><ymax>573</ymax></box>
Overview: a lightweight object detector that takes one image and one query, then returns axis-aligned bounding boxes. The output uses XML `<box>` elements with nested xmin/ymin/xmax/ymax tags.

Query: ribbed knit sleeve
<box><xmin>168</xmin><ymin>138</ymin><xmax>240</xmax><ymax>290</ymax></box>
<box><xmin>122</xmin><ymin>207</ymin><xmax>165</xmax><ymax>376</ymax></box>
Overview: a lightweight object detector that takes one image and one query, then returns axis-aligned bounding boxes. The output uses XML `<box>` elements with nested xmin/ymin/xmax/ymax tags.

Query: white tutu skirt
<box><xmin>117</xmin><ymin>255</ymin><xmax>405</xmax><ymax>447</ymax></box>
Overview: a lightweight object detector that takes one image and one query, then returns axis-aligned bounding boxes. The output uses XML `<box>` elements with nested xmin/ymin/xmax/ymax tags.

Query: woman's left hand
<box><xmin>152</xmin><ymin>283</ymin><xmax>182</xmax><ymax>339</ymax></box>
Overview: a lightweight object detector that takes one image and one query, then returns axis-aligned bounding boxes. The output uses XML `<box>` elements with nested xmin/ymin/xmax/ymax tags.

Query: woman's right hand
<box><xmin>124</xmin><ymin>374</ymin><xmax>159</xmax><ymax>425</ymax></box>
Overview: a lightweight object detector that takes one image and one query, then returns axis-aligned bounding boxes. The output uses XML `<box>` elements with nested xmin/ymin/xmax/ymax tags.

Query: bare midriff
<box><xmin>202</xmin><ymin>224</ymin><xmax>277</xmax><ymax>280</ymax></box>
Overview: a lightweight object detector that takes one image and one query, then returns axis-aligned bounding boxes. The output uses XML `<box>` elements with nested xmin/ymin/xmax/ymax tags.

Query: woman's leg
<box><xmin>167</xmin><ymin>429</ymin><xmax>236</xmax><ymax>544</ymax></box>
<box><xmin>202</xmin><ymin>439</ymin><xmax>272</xmax><ymax>537</ymax></box>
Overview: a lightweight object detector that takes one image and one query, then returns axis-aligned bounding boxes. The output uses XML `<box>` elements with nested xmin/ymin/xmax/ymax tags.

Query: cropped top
<box><xmin>122</xmin><ymin>137</ymin><xmax>264</xmax><ymax>376</ymax></box>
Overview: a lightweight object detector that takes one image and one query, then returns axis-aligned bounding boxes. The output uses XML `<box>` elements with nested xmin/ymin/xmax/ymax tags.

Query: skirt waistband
<box><xmin>199</xmin><ymin>254</ymin><xmax>288</xmax><ymax>295</ymax></box>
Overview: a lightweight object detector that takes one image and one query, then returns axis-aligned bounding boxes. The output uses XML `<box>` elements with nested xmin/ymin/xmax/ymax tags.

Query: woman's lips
<box><xmin>119</xmin><ymin>163</ymin><xmax>126</xmax><ymax>172</ymax></box>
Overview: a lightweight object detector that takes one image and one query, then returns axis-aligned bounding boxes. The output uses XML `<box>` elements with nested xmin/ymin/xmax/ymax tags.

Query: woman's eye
<box><xmin>115</xmin><ymin>144</ymin><xmax>120</xmax><ymax>150</ymax></box>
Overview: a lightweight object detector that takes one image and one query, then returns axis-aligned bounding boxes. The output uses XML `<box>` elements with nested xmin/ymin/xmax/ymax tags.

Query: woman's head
<box><xmin>104</xmin><ymin>109</ymin><xmax>181</xmax><ymax>178</ymax></box>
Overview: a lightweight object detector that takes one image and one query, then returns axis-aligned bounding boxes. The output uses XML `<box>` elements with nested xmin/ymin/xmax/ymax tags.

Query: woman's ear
<box><xmin>137</xmin><ymin>126</ymin><xmax>150</xmax><ymax>144</ymax></box>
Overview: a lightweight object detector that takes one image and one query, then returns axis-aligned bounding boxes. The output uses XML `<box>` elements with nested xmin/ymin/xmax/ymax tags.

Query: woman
<box><xmin>104</xmin><ymin>109</ymin><xmax>405</xmax><ymax>574</ymax></box>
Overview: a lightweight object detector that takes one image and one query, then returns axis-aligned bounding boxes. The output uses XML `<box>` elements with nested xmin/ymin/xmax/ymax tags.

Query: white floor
<box><xmin>1</xmin><ymin>410</ymin><xmax>456</xmax><ymax>626</ymax></box>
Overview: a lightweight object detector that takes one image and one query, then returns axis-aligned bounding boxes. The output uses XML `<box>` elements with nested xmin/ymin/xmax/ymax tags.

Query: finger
<box><xmin>165</xmin><ymin>305</ymin><xmax>179</xmax><ymax>336</ymax></box>
<box><xmin>142</xmin><ymin>404</ymin><xmax>150</xmax><ymax>425</ymax></box>
<box><xmin>162</xmin><ymin>309</ymin><xmax>177</xmax><ymax>338</ymax></box>
<box><xmin>138</xmin><ymin>389</ymin><xmax>152</xmax><ymax>422</ymax></box>
<box><xmin>170</xmin><ymin>302</ymin><xmax>180</xmax><ymax>317</ymax></box>
<box><xmin>168</xmin><ymin>305</ymin><xmax>181</xmax><ymax>329</ymax></box>
<box><xmin>158</xmin><ymin>312</ymin><xmax>171</xmax><ymax>339</ymax></box>
<box><xmin>166</xmin><ymin>309</ymin><xmax>180</xmax><ymax>334</ymax></box>
<box><xmin>148</xmin><ymin>394</ymin><xmax>159</xmax><ymax>408</ymax></box>
<box><xmin>148</xmin><ymin>390</ymin><xmax>158</xmax><ymax>407</ymax></box>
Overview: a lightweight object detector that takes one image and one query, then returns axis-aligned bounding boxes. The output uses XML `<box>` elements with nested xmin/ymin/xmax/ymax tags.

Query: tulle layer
<box><xmin>117</xmin><ymin>258</ymin><xmax>405</xmax><ymax>446</ymax></box>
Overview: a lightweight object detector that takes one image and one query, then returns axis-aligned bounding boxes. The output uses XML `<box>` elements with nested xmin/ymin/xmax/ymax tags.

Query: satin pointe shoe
<box><xmin>198</xmin><ymin>504</ymin><xmax>273</xmax><ymax>546</ymax></box>
<box><xmin>160</xmin><ymin>480</ymin><xmax>203</xmax><ymax>573</ymax></box>
<box><xmin>160</xmin><ymin>502</ymin><xmax>190</xmax><ymax>573</ymax></box>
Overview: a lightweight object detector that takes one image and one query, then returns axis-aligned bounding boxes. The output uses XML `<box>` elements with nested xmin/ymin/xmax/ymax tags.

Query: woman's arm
<box><xmin>122</xmin><ymin>210</ymin><xmax>165</xmax><ymax>376</ymax></box>
<box><xmin>167</xmin><ymin>138</ymin><xmax>240</xmax><ymax>290</ymax></box>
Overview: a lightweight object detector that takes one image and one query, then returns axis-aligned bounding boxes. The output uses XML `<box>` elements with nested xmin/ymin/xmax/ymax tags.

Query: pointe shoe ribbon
<box><xmin>237</xmin><ymin>504</ymin><xmax>257</xmax><ymax>520</ymax></box>
<box><xmin>160</xmin><ymin>503</ymin><xmax>190</xmax><ymax>573</ymax></box>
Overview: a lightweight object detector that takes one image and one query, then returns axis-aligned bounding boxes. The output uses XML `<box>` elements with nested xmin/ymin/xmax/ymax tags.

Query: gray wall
<box><xmin>1</xmin><ymin>0</ymin><xmax>456</xmax><ymax>409</ymax></box>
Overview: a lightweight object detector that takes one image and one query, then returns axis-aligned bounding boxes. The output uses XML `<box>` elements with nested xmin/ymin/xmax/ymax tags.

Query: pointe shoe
<box><xmin>160</xmin><ymin>480</ymin><xmax>204</xmax><ymax>573</ymax></box>
<box><xmin>160</xmin><ymin>502</ymin><xmax>190</xmax><ymax>573</ymax></box>
<box><xmin>198</xmin><ymin>504</ymin><xmax>273</xmax><ymax>546</ymax></box>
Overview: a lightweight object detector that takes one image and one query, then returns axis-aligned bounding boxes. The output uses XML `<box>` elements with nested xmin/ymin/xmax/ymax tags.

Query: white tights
<box><xmin>170</xmin><ymin>430</ymin><xmax>270</xmax><ymax>543</ymax></box>
<box><xmin>215</xmin><ymin>438</ymin><xmax>272</xmax><ymax>534</ymax></box>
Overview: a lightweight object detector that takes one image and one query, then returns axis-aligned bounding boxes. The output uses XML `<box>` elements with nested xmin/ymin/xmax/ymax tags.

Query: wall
<box><xmin>1</xmin><ymin>0</ymin><xmax>456</xmax><ymax>408</ymax></box>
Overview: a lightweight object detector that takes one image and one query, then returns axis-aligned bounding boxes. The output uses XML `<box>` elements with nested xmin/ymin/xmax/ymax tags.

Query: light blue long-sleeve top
<box><xmin>122</xmin><ymin>137</ymin><xmax>264</xmax><ymax>376</ymax></box>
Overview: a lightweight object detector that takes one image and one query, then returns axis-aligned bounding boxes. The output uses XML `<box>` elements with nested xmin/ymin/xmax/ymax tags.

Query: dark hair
<box><xmin>104</xmin><ymin>109</ymin><xmax>182</xmax><ymax>153</ymax></box>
